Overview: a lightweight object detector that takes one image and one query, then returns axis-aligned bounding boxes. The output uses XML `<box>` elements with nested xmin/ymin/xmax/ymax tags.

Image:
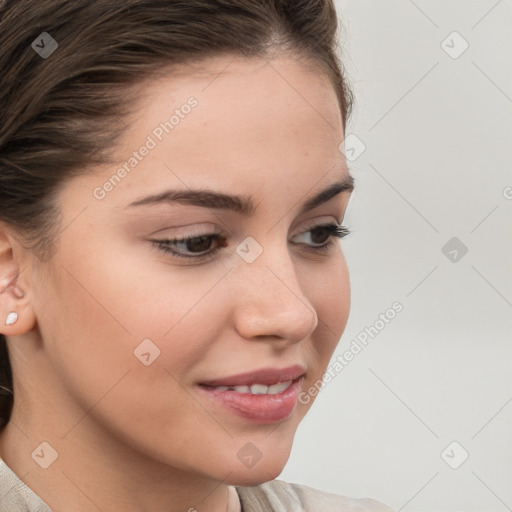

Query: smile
<box><xmin>203</xmin><ymin>380</ymin><xmax>294</xmax><ymax>395</ymax></box>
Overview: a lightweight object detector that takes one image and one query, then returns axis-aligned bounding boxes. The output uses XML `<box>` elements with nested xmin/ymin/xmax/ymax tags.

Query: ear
<box><xmin>0</xmin><ymin>222</ymin><xmax>37</xmax><ymax>337</ymax></box>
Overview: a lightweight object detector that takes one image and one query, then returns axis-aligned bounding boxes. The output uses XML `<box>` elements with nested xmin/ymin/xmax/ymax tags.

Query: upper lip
<box><xmin>198</xmin><ymin>365</ymin><xmax>306</xmax><ymax>387</ymax></box>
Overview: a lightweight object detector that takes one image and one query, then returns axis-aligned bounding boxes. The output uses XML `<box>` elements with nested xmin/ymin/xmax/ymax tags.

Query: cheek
<box><xmin>35</xmin><ymin>243</ymin><xmax>238</xmax><ymax>458</ymax></box>
<box><xmin>306</xmin><ymin>251</ymin><xmax>350</xmax><ymax>338</ymax></box>
<box><xmin>300</xmin><ymin>254</ymin><xmax>350</xmax><ymax>381</ymax></box>
<box><xmin>40</xmin><ymin>238</ymin><xmax>231</xmax><ymax>390</ymax></box>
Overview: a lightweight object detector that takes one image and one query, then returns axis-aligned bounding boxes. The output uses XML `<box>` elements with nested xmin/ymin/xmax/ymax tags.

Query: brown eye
<box><xmin>153</xmin><ymin>234</ymin><xmax>226</xmax><ymax>259</ymax></box>
<box><xmin>293</xmin><ymin>223</ymin><xmax>350</xmax><ymax>251</ymax></box>
<box><xmin>182</xmin><ymin>235</ymin><xmax>215</xmax><ymax>253</ymax></box>
<box><xmin>310</xmin><ymin>226</ymin><xmax>333</xmax><ymax>244</ymax></box>
<box><xmin>152</xmin><ymin>224</ymin><xmax>350</xmax><ymax>261</ymax></box>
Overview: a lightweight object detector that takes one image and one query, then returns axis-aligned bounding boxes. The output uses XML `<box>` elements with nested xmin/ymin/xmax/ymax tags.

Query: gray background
<box><xmin>280</xmin><ymin>1</ymin><xmax>512</xmax><ymax>511</ymax></box>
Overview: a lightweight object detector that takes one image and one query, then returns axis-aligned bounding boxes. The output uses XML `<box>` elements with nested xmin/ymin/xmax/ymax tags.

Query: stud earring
<box><xmin>5</xmin><ymin>312</ymin><xmax>18</xmax><ymax>326</ymax></box>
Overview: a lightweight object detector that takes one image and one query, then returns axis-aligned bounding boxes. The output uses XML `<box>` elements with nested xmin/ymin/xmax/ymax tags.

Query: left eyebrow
<box><xmin>126</xmin><ymin>174</ymin><xmax>354</xmax><ymax>216</ymax></box>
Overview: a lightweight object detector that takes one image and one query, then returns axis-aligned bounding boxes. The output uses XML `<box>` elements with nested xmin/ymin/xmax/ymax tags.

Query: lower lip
<box><xmin>196</xmin><ymin>378</ymin><xmax>303</xmax><ymax>424</ymax></box>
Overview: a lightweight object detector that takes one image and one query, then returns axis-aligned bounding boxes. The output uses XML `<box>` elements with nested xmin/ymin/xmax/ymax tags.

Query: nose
<box><xmin>231</xmin><ymin>243</ymin><xmax>319</xmax><ymax>345</ymax></box>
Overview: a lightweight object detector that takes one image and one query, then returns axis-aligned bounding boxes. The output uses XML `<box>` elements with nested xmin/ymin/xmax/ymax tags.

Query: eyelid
<box><xmin>296</xmin><ymin>215</ymin><xmax>343</xmax><ymax>231</ymax></box>
<box><xmin>149</xmin><ymin>222</ymin><xmax>221</xmax><ymax>238</ymax></box>
<box><xmin>152</xmin><ymin>215</ymin><xmax>342</xmax><ymax>239</ymax></box>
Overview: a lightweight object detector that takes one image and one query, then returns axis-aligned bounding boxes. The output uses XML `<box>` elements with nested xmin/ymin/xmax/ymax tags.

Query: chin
<box><xmin>226</xmin><ymin>461</ymin><xmax>286</xmax><ymax>487</ymax></box>
<box><xmin>224</xmin><ymin>441</ymin><xmax>293</xmax><ymax>487</ymax></box>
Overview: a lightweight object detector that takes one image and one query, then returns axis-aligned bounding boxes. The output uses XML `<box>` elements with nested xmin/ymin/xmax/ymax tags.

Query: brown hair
<box><xmin>0</xmin><ymin>0</ymin><xmax>353</xmax><ymax>428</ymax></box>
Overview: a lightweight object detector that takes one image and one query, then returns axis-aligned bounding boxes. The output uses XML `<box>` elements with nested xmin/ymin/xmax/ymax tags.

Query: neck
<box><xmin>0</xmin><ymin>412</ymin><xmax>241</xmax><ymax>512</ymax></box>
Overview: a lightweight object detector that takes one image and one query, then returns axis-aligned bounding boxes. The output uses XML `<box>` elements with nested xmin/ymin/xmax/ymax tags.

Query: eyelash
<box><xmin>151</xmin><ymin>223</ymin><xmax>350</xmax><ymax>260</ymax></box>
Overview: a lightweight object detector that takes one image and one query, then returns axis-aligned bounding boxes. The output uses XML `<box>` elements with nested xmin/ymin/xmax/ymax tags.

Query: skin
<box><xmin>0</xmin><ymin>55</ymin><xmax>353</xmax><ymax>512</ymax></box>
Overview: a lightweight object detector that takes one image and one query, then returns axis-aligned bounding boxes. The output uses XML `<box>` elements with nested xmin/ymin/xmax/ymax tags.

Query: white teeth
<box><xmin>267</xmin><ymin>380</ymin><xmax>292</xmax><ymax>394</ymax></box>
<box><xmin>233</xmin><ymin>385</ymin><xmax>250</xmax><ymax>393</ymax></box>
<box><xmin>213</xmin><ymin>381</ymin><xmax>293</xmax><ymax>395</ymax></box>
<box><xmin>250</xmin><ymin>384</ymin><xmax>268</xmax><ymax>395</ymax></box>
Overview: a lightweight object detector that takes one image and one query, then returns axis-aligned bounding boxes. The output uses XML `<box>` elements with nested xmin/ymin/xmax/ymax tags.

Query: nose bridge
<box><xmin>232</xmin><ymin>236</ymin><xmax>319</xmax><ymax>341</ymax></box>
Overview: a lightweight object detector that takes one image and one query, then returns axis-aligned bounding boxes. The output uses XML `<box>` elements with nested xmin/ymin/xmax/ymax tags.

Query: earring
<box><xmin>5</xmin><ymin>312</ymin><xmax>18</xmax><ymax>326</ymax></box>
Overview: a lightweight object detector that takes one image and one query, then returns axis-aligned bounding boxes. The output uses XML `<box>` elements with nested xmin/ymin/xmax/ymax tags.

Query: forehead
<box><xmin>69</xmin><ymin>55</ymin><xmax>348</xmax><ymax>213</ymax></box>
<box><xmin>122</xmin><ymin>54</ymin><xmax>342</xmax><ymax>146</ymax></box>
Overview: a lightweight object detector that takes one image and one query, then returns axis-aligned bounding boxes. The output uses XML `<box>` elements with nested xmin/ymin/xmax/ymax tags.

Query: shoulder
<box><xmin>236</xmin><ymin>478</ymin><xmax>395</xmax><ymax>512</ymax></box>
<box><xmin>0</xmin><ymin>459</ymin><xmax>53</xmax><ymax>512</ymax></box>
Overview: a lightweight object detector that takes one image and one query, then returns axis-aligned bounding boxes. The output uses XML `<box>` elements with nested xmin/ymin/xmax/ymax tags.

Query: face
<box><xmin>17</xmin><ymin>55</ymin><xmax>352</xmax><ymax>484</ymax></box>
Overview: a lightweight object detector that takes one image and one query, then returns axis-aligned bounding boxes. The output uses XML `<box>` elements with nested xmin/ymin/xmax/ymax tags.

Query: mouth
<box><xmin>196</xmin><ymin>365</ymin><xmax>306</xmax><ymax>424</ymax></box>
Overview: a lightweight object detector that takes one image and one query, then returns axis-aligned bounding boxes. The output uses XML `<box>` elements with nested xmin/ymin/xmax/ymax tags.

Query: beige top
<box><xmin>0</xmin><ymin>459</ymin><xmax>394</xmax><ymax>512</ymax></box>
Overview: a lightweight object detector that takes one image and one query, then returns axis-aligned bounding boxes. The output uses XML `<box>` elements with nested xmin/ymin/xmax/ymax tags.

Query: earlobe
<box><xmin>0</xmin><ymin>291</ymin><xmax>37</xmax><ymax>337</ymax></box>
<box><xmin>0</xmin><ymin>226</ymin><xmax>37</xmax><ymax>337</ymax></box>
<box><xmin>0</xmin><ymin>276</ymin><xmax>37</xmax><ymax>336</ymax></box>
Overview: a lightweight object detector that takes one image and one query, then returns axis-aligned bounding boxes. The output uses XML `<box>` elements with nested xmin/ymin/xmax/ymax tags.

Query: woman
<box><xmin>0</xmin><ymin>1</ymin><xmax>394</xmax><ymax>510</ymax></box>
